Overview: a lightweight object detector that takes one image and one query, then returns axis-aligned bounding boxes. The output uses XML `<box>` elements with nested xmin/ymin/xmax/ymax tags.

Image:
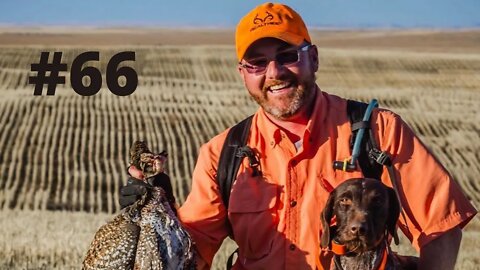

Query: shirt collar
<box><xmin>255</xmin><ymin>86</ymin><xmax>327</xmax><ymax>148</ymax></box>
<box><xmin>256</xmin><ymin>107</ymin><xmax>283</xmax><ymax>147</ymax></box>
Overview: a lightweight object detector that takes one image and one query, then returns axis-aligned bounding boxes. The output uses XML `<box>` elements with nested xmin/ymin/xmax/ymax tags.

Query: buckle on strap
<box><xmin>236</xmin><ymin>146</ymin><xmax>260</xmax><ymax>176</ymax></box>
<box><xmin>351</xmin><ymin>120</ymin><xmax>369</xmax><ymax>132</ymax></box>
<box><xmin>369</xmin><ymin>148</ymin><xmax>391</xmax><ymax>166</ymax></box>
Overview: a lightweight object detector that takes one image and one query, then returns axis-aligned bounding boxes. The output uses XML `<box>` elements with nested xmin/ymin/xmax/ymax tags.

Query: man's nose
<box><xmin>265</xmin><ymin>60</ymin><xmax>285</xmax><ymax>79</ymax></box>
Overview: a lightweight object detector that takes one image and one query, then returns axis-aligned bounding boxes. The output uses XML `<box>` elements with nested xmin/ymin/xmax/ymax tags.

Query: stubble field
<box><xmin>0</xmin><ymin>29</ymin><xmax>479</xmax><ymax>269</ymax></box>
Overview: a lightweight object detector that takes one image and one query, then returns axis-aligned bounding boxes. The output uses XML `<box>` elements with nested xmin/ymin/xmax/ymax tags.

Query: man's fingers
<box><xmin>119</xmin><ymin>195</ymin><xmax>140</xmax><ymax>209</ymax></box>
<box><xmin>120</xmin><ymin>184</ymin><xmax>147</xmax><ymax>196</ymax></box>
<box><xmin>118</xmin><ymin>177</ymin><xmax>152</xmax><ymax>208</ymax></box>
<box><xmin>127</xmin><ymin>177</ymin><xmax>149</xmax><ymax>186</ymax></box>
<box><xmin>128</xmin><ymin>165</ymin><xmax>145</xmax><ymax>179</ymax></box>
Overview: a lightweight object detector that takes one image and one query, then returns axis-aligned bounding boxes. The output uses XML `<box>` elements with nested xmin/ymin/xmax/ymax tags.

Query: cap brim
<box><xmin>237</xmin><ymin>31</ymin><xmax>306</xmax><ymax>60</ymax></box>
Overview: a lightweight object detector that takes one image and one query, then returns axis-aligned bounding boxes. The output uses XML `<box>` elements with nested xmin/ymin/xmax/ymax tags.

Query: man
<box><xmin>123</xmin><ymin>3</ymin><xmax>477</xmax><ymax>269</ymax></box>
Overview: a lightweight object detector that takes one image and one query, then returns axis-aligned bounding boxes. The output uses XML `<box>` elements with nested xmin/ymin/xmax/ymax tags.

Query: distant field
<box><xmin>0</xmin><ymin>29</ymin><xmax>478</xmax><ymax>269</ymax></box>
<box><xmin>1</xmin><ymin>28</ymin><xmax>480</xmax><ymax>54</ymax></box>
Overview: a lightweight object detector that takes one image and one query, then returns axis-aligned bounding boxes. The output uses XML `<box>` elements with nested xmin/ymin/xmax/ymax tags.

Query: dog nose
<box><xmin>350</xmin><ymin>222</ymin><xmax>367</xmax><ymax>236</ymax></box>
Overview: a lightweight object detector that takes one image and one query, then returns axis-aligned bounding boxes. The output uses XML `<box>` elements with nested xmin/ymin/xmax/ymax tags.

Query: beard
<box><xmin>248</xmin><ymin>73</ymin><xmax>316</xmax><ymax>120</ymax></box>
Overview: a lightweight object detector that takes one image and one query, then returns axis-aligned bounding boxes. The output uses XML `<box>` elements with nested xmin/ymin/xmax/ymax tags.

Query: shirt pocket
<box><xmin>228</xmin><ymin>172</ymin><xmax>279</xmax><ymax>260</ymax></box>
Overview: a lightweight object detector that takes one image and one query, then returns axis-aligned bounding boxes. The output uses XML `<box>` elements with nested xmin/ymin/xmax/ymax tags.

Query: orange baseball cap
<box><xmin>235</xmin><ymin>2</ymin><xmax>311</xmax><ymax>60</ymax></box>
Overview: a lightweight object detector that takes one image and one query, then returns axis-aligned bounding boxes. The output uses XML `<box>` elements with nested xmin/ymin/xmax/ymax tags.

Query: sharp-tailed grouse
<box><xmin>83</xmin><ymin>141</ymin><xmax>196</xmax><ymax>269</ymax></box>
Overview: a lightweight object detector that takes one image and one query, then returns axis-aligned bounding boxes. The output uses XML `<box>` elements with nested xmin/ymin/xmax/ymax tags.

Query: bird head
<box><xmin>130</xmin><ymin>141</ymin><xmax>168</xmax><ymax>179</ymax></box>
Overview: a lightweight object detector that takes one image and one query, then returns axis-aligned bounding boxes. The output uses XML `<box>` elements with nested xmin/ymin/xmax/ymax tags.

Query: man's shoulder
<box><xmin>199</xmin><ymin>114</ymin><xmax>253</xmax><ymax>155</ymax></box>
<box><xmin>321</xmin><ymin>93</ymin><xmax>406</xmax><ymax>137</ymax></box>
<box><xmin>322</xmin><ymin>91</ymin><xmax>348</xmax><ymax>110</ymax></box>
<box><xmin>373</xmin><ymin>107</ymin><xmax>403</xmax><ymax>128</ymax></box>
<box><xmin>200</xmin><ymin>127</ymin><xmax>231</xmax><ymax>157</ymax></box>
<box><xmin>194</xmin><ymin>128</ymin><xmax>231</xmax><ymax>171</ymax></box>
<box><xmin>322</xmin><ymin>91</ymin><xmax>402</xmax><ymax>123</ymax></box>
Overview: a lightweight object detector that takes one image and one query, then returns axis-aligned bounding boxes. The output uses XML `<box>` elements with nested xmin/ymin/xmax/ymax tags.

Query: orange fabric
<box><xmin>378</xmin><ymin>248</ymin><xmax>388</xmax><ymax>270</ymax></box>
<box><xmin>330</xmin><ymin>242</ymin><xmax>347</xmax><ymax>256</ymax></box>
<box><xmin>329</xmin><ymin>247</ymin><xmax>388</xmax><ymax>270</ymax></box>
<box><xmin>235</xmin><ymin>3</ymin><xmax>311</xmax><ymax>60</ymax></box>
<box><xmin>178</xmin><ymin>89</ymin><xmax>477</xmax><ymax>270</ymax></box>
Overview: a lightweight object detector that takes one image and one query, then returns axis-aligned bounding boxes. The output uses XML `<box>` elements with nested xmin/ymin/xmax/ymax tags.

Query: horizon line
<box><xmin>0</xmin><ymin>23</ymin><xmax>479</xmax><ymax>31</ymax></box>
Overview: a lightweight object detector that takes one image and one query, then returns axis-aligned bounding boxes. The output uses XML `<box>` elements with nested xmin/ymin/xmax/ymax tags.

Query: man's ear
<box><xmin>309</xmin><ymin>45</ymin><xmax>319</xmax><ymax>73</ymax></box>
<box><xmin>320</xmin><ymin>190</ymin><xmax>336</xmax><ymax>248</ymax></box>
<box><xmin>237</xmin><ymin>64</ymin><xmax>246</xmax><ymax>81</ymax></box>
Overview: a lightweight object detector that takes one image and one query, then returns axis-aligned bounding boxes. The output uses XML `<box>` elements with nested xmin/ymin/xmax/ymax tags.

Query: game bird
<box><xmin>83</xmin><ymin>141</ymin><xmax>196</xmax><ymax>270</ymax></box>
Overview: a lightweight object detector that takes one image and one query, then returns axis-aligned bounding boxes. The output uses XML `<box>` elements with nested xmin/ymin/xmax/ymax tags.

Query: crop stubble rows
<box><xmin>0</xmin><ymin>45</ymin><xmax>478</xmax><ymax>269</ymax></box>
<box><xmin>0</xmin><ymin>46</ymin><xmax>478</xmax><ymax>212</ymax></box>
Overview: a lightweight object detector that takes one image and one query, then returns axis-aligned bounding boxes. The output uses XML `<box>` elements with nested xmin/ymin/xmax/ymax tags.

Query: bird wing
<box><xmin>135</xmin><ymin>193</ymin><xmax>196</xmax><ymax>270</ymax></box>
<box><xmin>83</xmin><ymin>214</ymin><xmax>140</xmax><ymax>270</ymax></box>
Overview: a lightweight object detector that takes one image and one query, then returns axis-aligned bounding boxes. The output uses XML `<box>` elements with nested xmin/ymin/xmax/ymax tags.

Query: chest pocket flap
<box><xmin>228</xmin><ymin>173</ymin><xmax>278</xmax><ymax>213</ymax></box>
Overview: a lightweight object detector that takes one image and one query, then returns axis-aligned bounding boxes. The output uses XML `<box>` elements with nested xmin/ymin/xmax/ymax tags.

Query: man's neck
<box><xmin>268</xmin><ymin>114</ymin><xmax>308</xmax><ymax>142</ymax></box>
<box><xmin>266</xmin><ymin>89</ymin><xmax>317</xmax><ymax>143</ymax></box>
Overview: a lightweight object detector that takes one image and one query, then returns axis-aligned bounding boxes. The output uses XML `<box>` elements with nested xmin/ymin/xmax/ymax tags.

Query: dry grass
<box><xmin>0</xmin><ymin>29</ymin><xmax>478</xmax><ymax>269</ymax></box>
<box><xmin>0</xmin><ymin>210</ymin><xmax>477</xmax><ymax>269</ymax></box>
<box><xmin>1</xmin><ymin>28</ymin><xmax>480</xmax><ymax>54</ymax></box>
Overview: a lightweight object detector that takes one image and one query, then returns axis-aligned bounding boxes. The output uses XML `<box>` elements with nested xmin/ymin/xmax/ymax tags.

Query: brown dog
<box><xmin>320</xmin><ymin>178</ymin><xmax>417</xmax><ymax>270</ymax></box>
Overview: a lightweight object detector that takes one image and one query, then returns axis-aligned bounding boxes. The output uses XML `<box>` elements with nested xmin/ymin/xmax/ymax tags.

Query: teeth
<box><xmin>270</xmin><ymin>82</ymin><xmax>289</xmax><ymax>91</ymax></box>
<box><xmin>269</xmin><ymin>82</ymin><xmax>290</xmax><ymax>91</ymax></box>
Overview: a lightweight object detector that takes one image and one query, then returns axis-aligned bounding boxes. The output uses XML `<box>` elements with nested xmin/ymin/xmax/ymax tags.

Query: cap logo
<box><xmin>250</xmin><ymin>11</ymin><xmax>282</xmax><ymax>31</ymax></box>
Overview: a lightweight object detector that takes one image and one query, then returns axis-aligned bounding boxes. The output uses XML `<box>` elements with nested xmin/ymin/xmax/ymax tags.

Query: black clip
<box><xmin>369</xmin><ymin>148</ymin><xmax>391</xmax><ymax>166</ymax></box>
<box><xmin>236</xmin><ymin>146</ymin><xmax>260</xmax><ymax>176</ymax></box>
<box><xmin>332</xmin><ymin>160</ymin><xmax>356</xmax><ymax>172</ymax></box>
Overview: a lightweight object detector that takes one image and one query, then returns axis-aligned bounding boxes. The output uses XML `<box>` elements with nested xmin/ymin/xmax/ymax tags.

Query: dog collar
<box><xmin>330</xmin><ymin>240</ymin><xmax>347</xmax><ymax>255</ymax></box>
<box><xmin>377</xmin><ymin>248</ymin><xmax>388</xmax><ymax>270</ymax></box>
<box><xmin>330</xmin><ymin>240</ymin><xmax>389</xmax><ymax>270</ymax></box>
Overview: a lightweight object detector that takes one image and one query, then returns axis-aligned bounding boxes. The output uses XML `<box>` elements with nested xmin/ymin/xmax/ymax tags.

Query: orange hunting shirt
<box><xmin>178</xmin><ymin>89</ymin><xmax>477</xmax><ymax>270</ymax></box>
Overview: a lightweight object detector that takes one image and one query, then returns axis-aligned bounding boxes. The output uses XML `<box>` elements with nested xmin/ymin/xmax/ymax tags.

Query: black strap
<box><xmin>369</xmin><ymin>148</ymin><xmax>410</xmax><ymax>240</ymax></box>
<box><xmin>226</xmin><ymin>248</ymin><xmax>239</xmax><ymax>270</ymax></box>
<box><xmin>217</xmin><ymin>115</ymin><xmax>254</xmax><ymax>268</ymax></box>
<box><xmin>347</xmin><ymin>100</ymin><xmax>384</xmax><ymax>180</ymax></box>
<box><xmin>217</xmin><ymin>115</ymin><xmax>254</xmax><ymax>210</ymax></box>
<box><xmin>351</xmin><ymin>121</ymin><xmax>369</xmax><ymax>131</ymax></box>
<box><xmin>348</xmin><ymin>100</ymin><xmax>409</xmax><ymax>240</ymax></box>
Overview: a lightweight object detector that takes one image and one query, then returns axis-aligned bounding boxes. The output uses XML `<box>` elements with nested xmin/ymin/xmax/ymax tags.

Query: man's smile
<box><xmin>264</xmin><ymin>81</ymin><xmax>296</xmax><ymax>96</ymax></box>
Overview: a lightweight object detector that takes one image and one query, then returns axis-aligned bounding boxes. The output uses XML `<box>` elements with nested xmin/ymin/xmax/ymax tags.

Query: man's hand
<box><xmin>419</xmin><ymin>226</ymin><xmax>462</xmax><ymax>270</ymax></box>
<box><xmin>119</xmin><ymin>176</ymin><xmax>150</xmax><ymax>209</ymax></box>
<box><xmin>128</xmin><ymin>165</ymin><xmax>145</xmax><ymax>180</ymax></box>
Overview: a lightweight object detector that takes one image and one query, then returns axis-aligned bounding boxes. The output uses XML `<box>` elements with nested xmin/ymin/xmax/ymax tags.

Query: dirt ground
<box><xmin>1</xmin><ymin>27</ymin><xmax>480</xmax><ymax>54</ymax></box>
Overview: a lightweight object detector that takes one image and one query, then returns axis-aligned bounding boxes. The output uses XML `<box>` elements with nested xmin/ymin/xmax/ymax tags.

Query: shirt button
<box><xmin>270</xmin><ymin>141</ymin><xmax>274</xmax><ymax>146</ymax></box>
<box><xmin>290</xmin><ymin>200</ymin><xmax>297</xmax><ymax>207</ymax></box>
<box><xmin>289</xmin><ymin>244</ymin><xmax>296</xmax><ymax>251</ymax></box>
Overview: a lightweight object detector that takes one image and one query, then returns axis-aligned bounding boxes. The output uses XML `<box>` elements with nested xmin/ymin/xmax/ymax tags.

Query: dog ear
<box><xmin>320</xmin><ymin>190</ymin><xmax>336</xmax><ymax>248</ymax></box>
<box><xmin>387</xmin><ymin>187</ymin><xmax>401</xmax><ymax>245</ymax></box>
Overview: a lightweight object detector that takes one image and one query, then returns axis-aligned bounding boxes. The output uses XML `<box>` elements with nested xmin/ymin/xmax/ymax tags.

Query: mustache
<box><xmin>262</xmin><ymin>78</ymin><xmax>297</xmax><ymax>92</ymax></box>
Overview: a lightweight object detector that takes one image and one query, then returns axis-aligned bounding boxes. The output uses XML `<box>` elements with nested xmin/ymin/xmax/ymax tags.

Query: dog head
<box><xmin>320</xmin><ymin>178</ymin><xmax>400</xmax><ymax>254</ymax></box>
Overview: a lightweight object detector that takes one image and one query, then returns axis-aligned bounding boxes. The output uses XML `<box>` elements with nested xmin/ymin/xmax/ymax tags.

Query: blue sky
<box><xmin>1</xmin><ymin>0</ymin><xmax>479</xmax><ymax>28</ymax></box>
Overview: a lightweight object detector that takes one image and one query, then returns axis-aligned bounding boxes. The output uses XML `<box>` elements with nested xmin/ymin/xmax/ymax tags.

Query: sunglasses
<box><xmin>239</xmin><ymin>44</ymin><xmax>312</xmax><ymax>74</ymax></box>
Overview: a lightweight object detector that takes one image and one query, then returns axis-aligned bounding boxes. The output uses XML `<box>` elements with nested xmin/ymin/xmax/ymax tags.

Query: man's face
<box><xmin>238</xmin><ymin>38</ymin><xmax>319</xmax><ymax>120</ymax></box>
